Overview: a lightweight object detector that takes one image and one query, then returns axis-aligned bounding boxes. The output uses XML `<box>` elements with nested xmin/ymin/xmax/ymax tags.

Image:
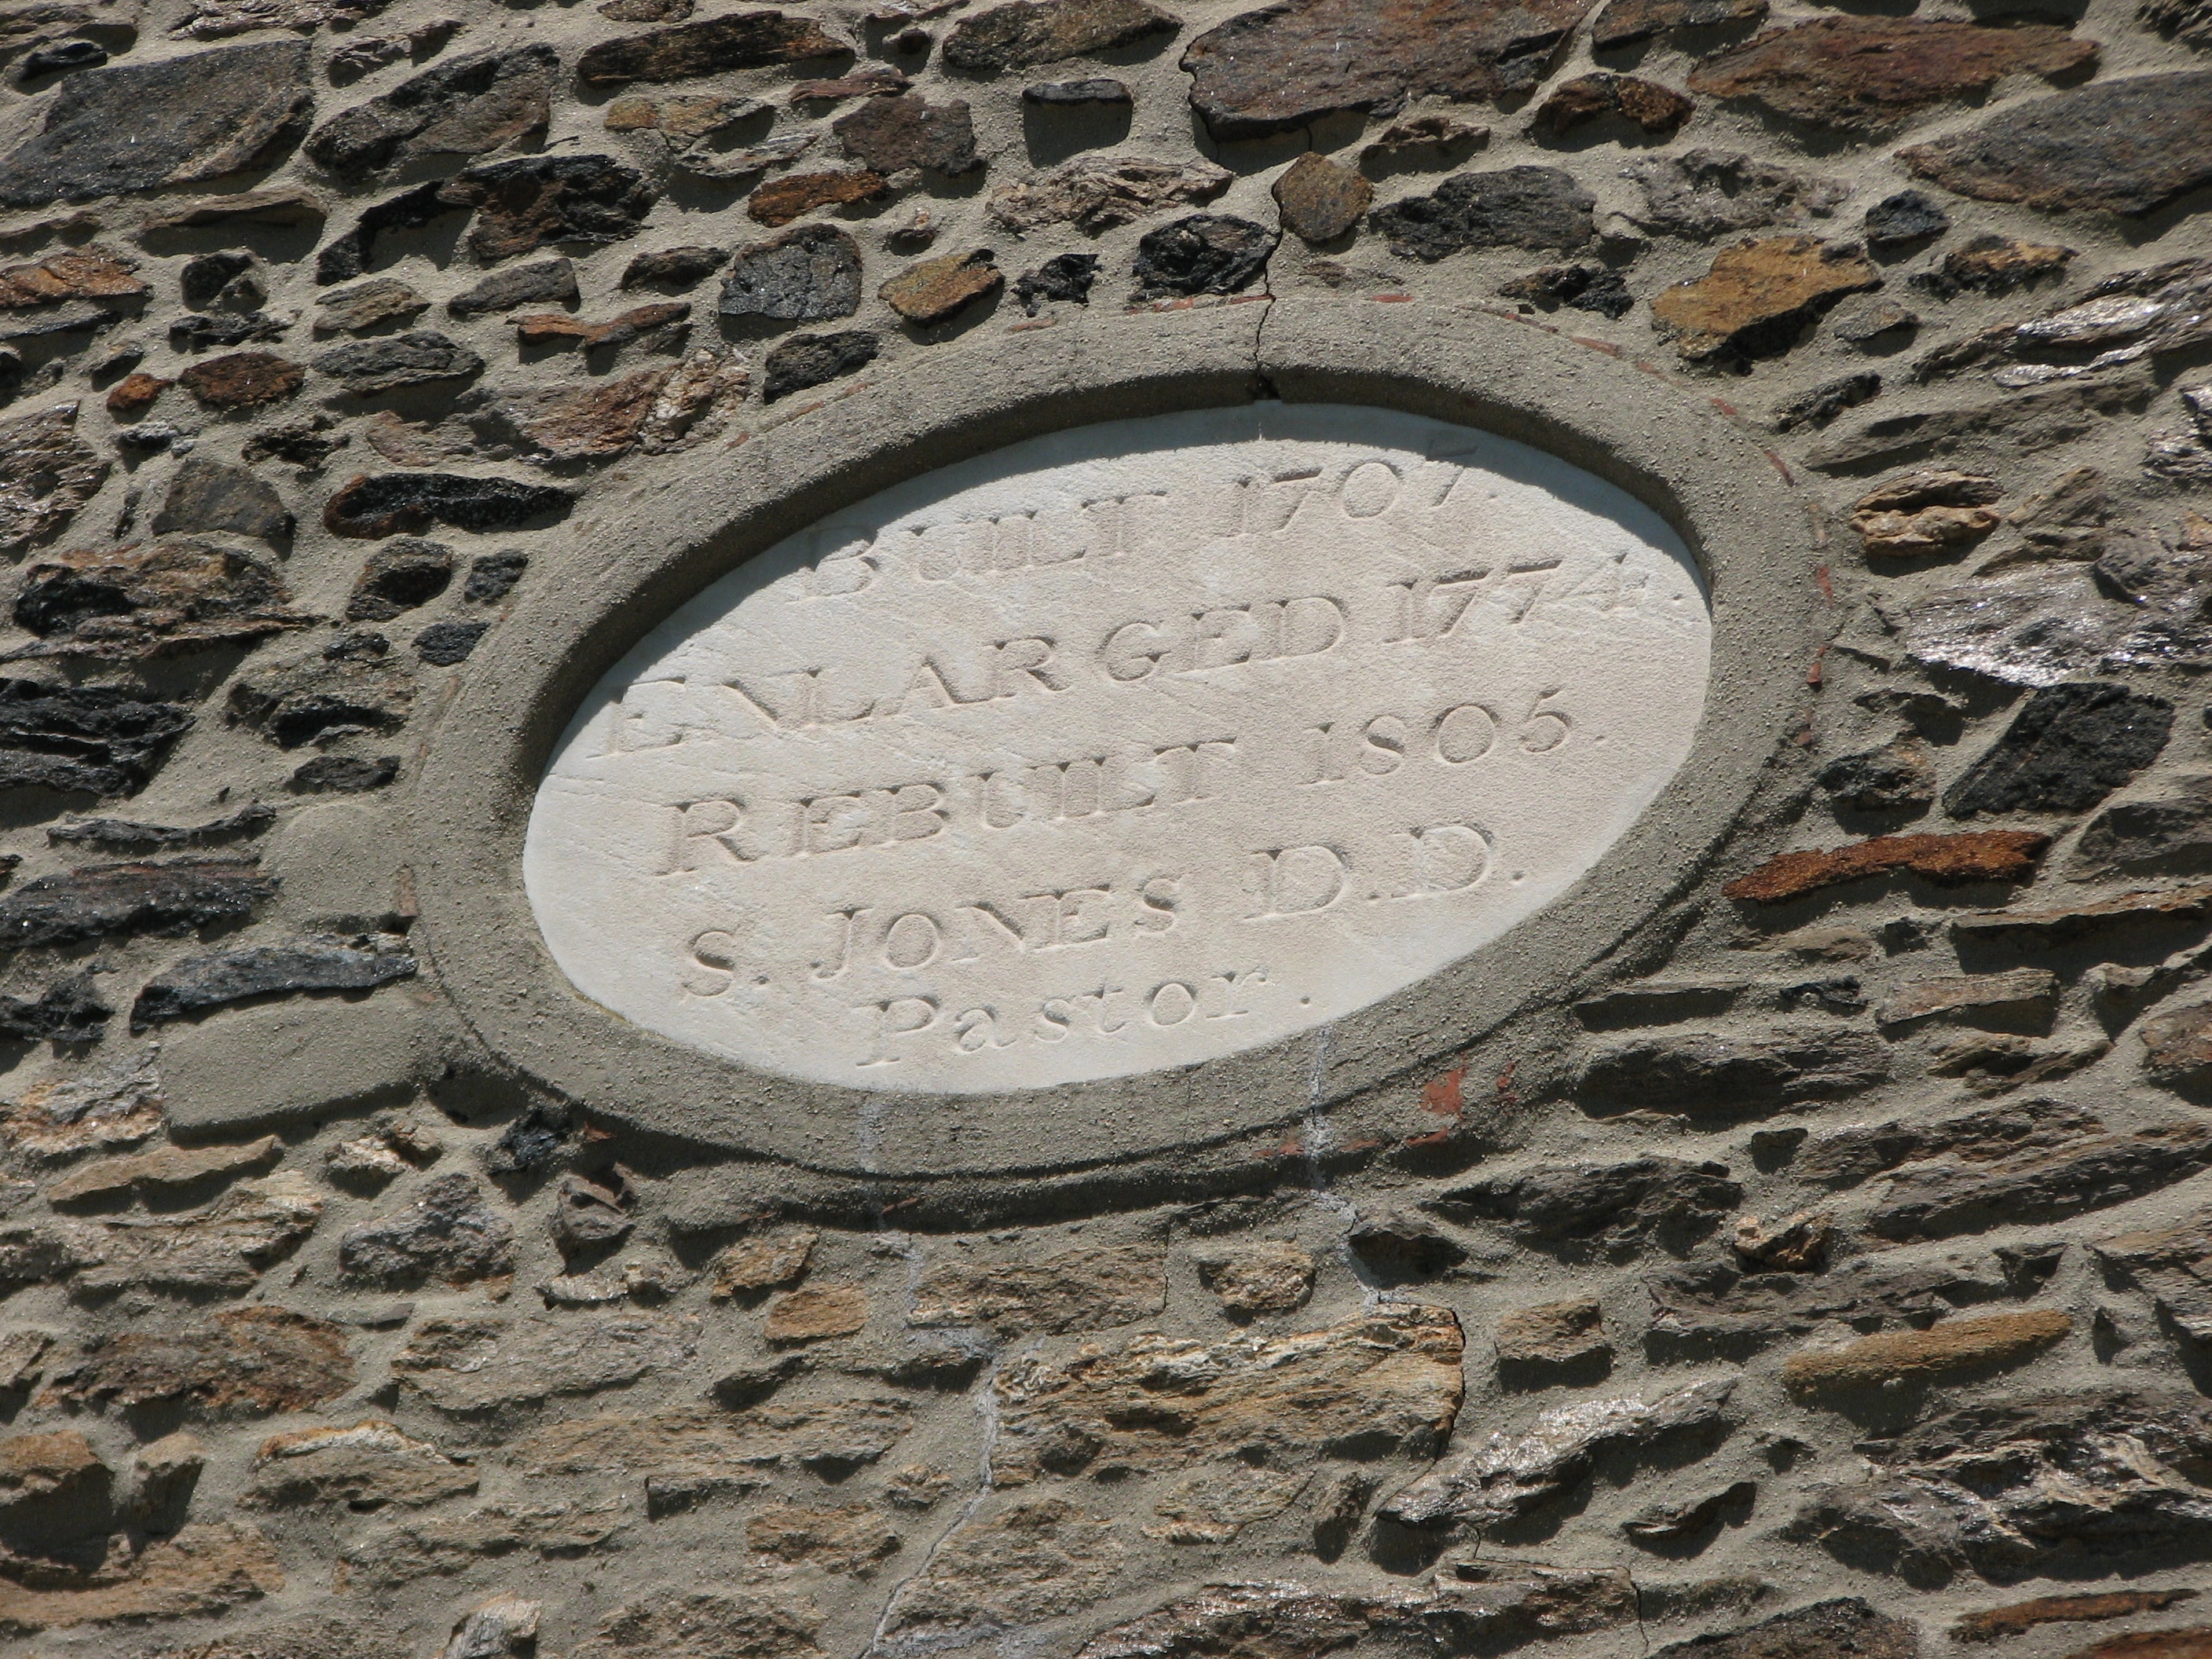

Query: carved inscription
<box><xmin>526</xmin><ymin>405</ymin><xmax>1712</xmax><ymax>1093</ymax></box>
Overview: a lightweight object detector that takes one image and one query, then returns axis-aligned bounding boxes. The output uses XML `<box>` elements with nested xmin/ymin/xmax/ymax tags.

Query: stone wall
<box><xmin>1</xmin><ymin>0</ymin><xmax>2210</xmax><ymax>1656</ymax></box>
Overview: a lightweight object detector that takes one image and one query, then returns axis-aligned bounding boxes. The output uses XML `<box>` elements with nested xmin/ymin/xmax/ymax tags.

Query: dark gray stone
<box><xmin>1867</xmin><ymin>1119</ymin><xmax>2212</xmax><ymax>1242</ymax></box>
<box><xmin>287</xmin><ymin>753</ymin><xmax>399</xmax><ymax>793</ymax></box>
<box><xmin>20</xmin><ymin>37</ymin><xmax>105</xmax><ymax>75</ymax></box>
<box><xmin>1130</xmin><ymin>212</ymin><xmax>1276</xmax><ymax>299</ymax></box>
<box><xmin>463</xmin><ymin>552</ymin><xmax>527</xmax><ymax>602</ymax></box>
<box><xmin>762</xmin><ymin>330</ymin><xmax>878</xmax><ymax>402</ymax></box>
<box><xmin>150</xmin><ymin>456</ymin><xmax>291</xmax><ymax>544</ymax></box>
<box><xmin>1370</xmin><ymin>167</ymin><xmax>1594</xmax><ymax>262</ymax></box>
<box><xmin>339</xmin><ymin>1173</ymin><xmax>516</xmax><ymax>1289</ymax></box>
<box><xmin>1798</xmin><ymin>1101</ymin><xmax>2100</xmax><ymax>1189</ymax></box>
<box><xmin>414</xmin><ymin>621</ymin><xmax>488</xmax><ymax>665</ymax></box>
<box><xmin>47</xmin><ymin>804</ymin><xmax>274</xmax><ymax>849</ymax></box>
<box><xmin>1789</xmin><ymin>1391</ymin><xmax>2212</xmax><ymax>1584</ymax></box>
<box><xmin>322</xmin><ymin>473</ymin><xmax>573</xmax><ymax>538</ymax></box>
<box><xmin>0</xmin><ymin>42</ymin><xmax>313</xmax><ymax>207</ymax></box>
<box><xmin>1428</xmin><ymin>1158</ymin><xmax>1741</xmax><ymax>1262</ymax></box>
<box><xmin>317</xmin><ymin>182</ymin><xmax>463</xmax><ymax>286</ymax></box>
<box><xmin>0</xmin><ymin>679</ymin><xmax>192</xmax><ymax>797</ymax></box>
<box><xmin>719</xmin><ymin>223</ymin><xmax>862</xmax><ymax>322</ymax></box>
<box><xmin>550</xmin><ymin>1174</ymin><xmax>632</xmax><ymax>1258</ymax></box>
<box><xmin>169</xmin><ymin>312</ymin><xmax>288</xmax><ymax>350</ymax></box>
<box><xmin>311</xmin><ymin>330</ymin><xmax>484</xmax><ymax>394</ymax></box>
<box><xmin>446</xmin><ymin>258</ymin><xmax>578</xmax><ymax>316</ymax></box>
<box><xmin>1624</xmin><ymin>1481</ymin><xmax>1757</xmax><ymax>1545</ymax></box>
<box><xmin>1497</xmin><ymin>262</ymin><xmax>1632</xmax><ymax>318</ymax></box>
<box><xmin>1943</xmin><ymin>683</ymin><xmax>2173</xmax><ymax>818</ymax></box>
<box><xmin>304</xmin><ymin>45</ymin><xmax>555</xmax><ymax>179</ymax></box>
<box><xmin>2071</xmin><ymin>782</ymin><xmax>2212</xmax><ymax>878</ymax></box>
<box><xmin>485</xmin><ymin>1102</ymin><xmax>568</xmax><ymax>1174</ymax></box>
<box><xmin>621</xmin><ymin>245</ymin><xmax>727</xmax><ymax>290</ymax></box>
<box><xmin>437</xmin><ymin>154</ymin><xmax>657</xmax><ymax>265</ymax></box>
<box><xmin>0</xmin><ymin>858</ymin><xmax>276</xmax><ymax>952</ymax></box>
<box><xmin>180</xmin><ymin>251</ymin><xmax>258</xmax><ymax>311</ymax></box>
<box><xmin>1651</xmin><ymin>1601</ymin><xmax>1917</xmax><ymax>1659</ymax></box>
<box><xmin>346</xmin><ymin>537</ymin><xmax>453</xmax><ymax>621</ymax></box>
<box><xmin>0</xmin><ymin>972</ymin><xmax>108</xmax><ymax>1042</ymax></box>
<box><xmin>1346</xmin><ymin>1212</ymin><xmax>1466</xmax><ymax>1280</ymax></box>
<box><xmin>1818</xmin><ymin>734</ymin><xmax>1936</xmax><ymax>812</ymax></box>
<box><xmin>1773</xmin><ymin>371</ymin><xmax>1881</xmax><ymax>434</ymax></box>
<box><xmin>1022</xmin><ymin>77</ymin><xmax>1130</xmax><ymax>104</ymax></box>
<box><xmin>1646</xmin><ymin>1255</ymin><xmax>2042</xmax><ymax>1360</ymax></box>
<box><xmin>1577</xmin><ymin>1028</ymin><xmax>1891</xmax><ymax>1115</ymax></box>
<box><xmin>945</xmin><ymin>0</ymin><xmax>1174</xmax><ymax>74</ymax></box>
<box><xmin>574</xmin><ymin>9</ymin><xmax>847</xmax><ymax>86</ymax></box>
<box><xmin>131</xmin><ymin>936</ymin><xmax>417</xmax><ymax>1030</ymax></box>
<box><xmin>1013</xmin><ymin>251</ymin><xmax>1099</xmax><ymax>313</ymax></box>
<box><xmin>228</xmin><ymin>653</ymin><xmax>412</xmax><ymax>749</ymax></box>
<box><xmin>833</xmin><ymin>93</ymin><xmax>980</xmax><ymax>174</ymax></box>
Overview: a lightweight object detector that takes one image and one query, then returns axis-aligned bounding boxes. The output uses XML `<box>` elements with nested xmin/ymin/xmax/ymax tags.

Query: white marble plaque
<box><xmin>525</xmin><ymin>405</ymin><xmax>1712</xmax><ymax>1093</ymax></box>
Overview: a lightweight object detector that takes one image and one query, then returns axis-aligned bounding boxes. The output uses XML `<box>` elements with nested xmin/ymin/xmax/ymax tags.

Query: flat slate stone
<box><xmin>322</xmin><ymin>472</ymin><xmax>573</xmax><ymax>538</ymax></box>
<box><xmin>1943</xmin><ymin>683</ymin><xmax>2174</xmax><ymax>818</ymax></box>
<box><xmin>438</xmin><ymin>155</ymin><xmax>657</xmax><ymax>264</ymax></box>
<box><xmin>832</xmin><ymin>93</ymin><xmax>979</xmax><ymax>174</ymax></box>
<box><xmin>447</xmin><ymin>258</ymin><xmax>578</xmax><ymax>316</ymax></box>
<box><xmin>304</xmin><ymin>44</ymin><xmax>555</xmax><ymax>179</ymax></box>
<box><xmin>1591</xmin><ymin>0</ymin><xmax>1763</xmax><ymax>49</ymax></box>
<box><xmin>0</xmin><ymin>858</ymin><xmax>276</xmax><ymax>951</ymax></box>
<box><xmin>1688</xmin><ymin>18</ymin><xmax>2094</xmax><ymax>134</ymax></box>
<box><xmin>1183</xmin><ymin>0</ymin><xmax>1595</xmax><ymax>139</ymax></box>
<box><xmin>132</xmin><ymin>937</ymin><xmax>417</xmax><ymax>1030</ymax></box>
<box><xmin>1130</xmin><ymin>211</ymin><xmax>1276</xmax><ymax>299</ymax></box>
<box><xmin>0</xmin><ymin>40</ymin><xmax>312</xmax><ymax>207</ymax></box>
<box><xmin>0</xmin><ymin>401</ymin><xmax>105</xmax><ymax>555</ymax></box>
<box><xmin>311</xmin><ymin>331</ymin><xmax>485</xmax><ymax>394</ymax></box>
<box><xmin>1650</xmin><ymin>234</ymin><xmax>1878</xmax><ymax>364</ymax></box>
<box><xmin>879</xmin><ymin>248</ymin><xmax>1001</xmax><ymax>324</ymax></box>
<box><xmin>944</xmin><ymin>0</ymin><xmax>1174</xmax><ymax>73</ymax></box>
<box><xmin>761</xmin><ymin>329</ymin><xmax>878</xmax><ymax>401</ymax></box>
<box><xmin>1899</xmin><ymin>71</ymin><xmax>2212</xmax><ymax>217</ymax></box>
<box><xmin>0</xmin><ymin>679</ymin><xmax>192</xmax><ymax>797</ymax></box>
<box><xmin>576</xmin><ymin>9</ymin><xmax>846</xmax><ymax>85</ymax></box>
<box><xmin>1370</xmin><ymin>166</ymin><xmax>1595</xmax><ymax>262</ymax></box>
<box><xmin>1272</xmin><ymin>152</ymin><xmax>1371</xmax><ymax>244</ymax></box>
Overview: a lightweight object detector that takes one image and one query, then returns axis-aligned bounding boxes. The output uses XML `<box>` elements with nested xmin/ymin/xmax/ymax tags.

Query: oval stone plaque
<box><xmin>525</xmin><ymin>405</ymin><xmax>1712</xmax><ymax>1093</ymax></box>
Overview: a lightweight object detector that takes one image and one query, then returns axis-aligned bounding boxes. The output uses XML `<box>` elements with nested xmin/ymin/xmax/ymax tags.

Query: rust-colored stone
<box><xmin>1957</xmin><ymin>1592</ymin><xmax>2202</xmax><ymax>1644</ymax></box>
<box><xmin>40</xmin><ymin>1307</ymin><xmax>352</xmax><ymax>1416</ymax></box>
<box><xmin>1689</xmin><ymin>17</ymin><xmax>2094</xmax><ymax>134</ymax></box>
<box><xmin>512</xmin><ymin>302</ymin><xmax>688</xmax><ymax>348</ymax></box>
<box><xmin>747</xmin><ymin>169</ymin><xmax>889</xmax><ymax>227</ymax></box>
<box><xmin>104</xmin><ymin>372</ymin><xmax>170</xmax><ymax>417</ymax></box>
<box><xmin>0</xmin><ymin>245</ymin><xmax>145</xmax><ymax>308</ymax></box>
<box><xmin>0</xmin><ymin>1522</ymin><xmax>284</xmax><ymax>1633</ymax></box>
<box><xmin>879</xmin><ymin>249</ymin><xmax>1001</xmax><ymax>324</ymax></box>
<box><xmin>1182</xmin><ymin>0</ymin><xmax>1598</xmax><ymax>140</ymax></box>
<box><xmin>1533</xmin><ymin>73</ymin><xmax>1694</xmax><ymax>137</ymax></box>
<box><xmin>1782</xmin><ymin>1309</ymin><xmax>2071</xmax><ymax>1399</ymax></box>
<box><xmin>1725</xmin><ymin>830</ymin><xmax>2048</xmax><ymax>903</ymax></box>
<box><xmin>765</xmin><ymin>1282</ymin><xmax>866</xmax><ymax>1342</ymax></box>
<box><xmin>1271</xmin><ymin>152</ymin><xmax>1372</xmax><ymax>244</ymax></box>
<box><xmin>176</xmin><ymin>352</ymin><xmax>303</xmax><ymax>411</ymax></box>
<box><xmin>1652</xmin><ymin>235</ymin><xmax>1879</xmax><ymax>364</ymax></box>
<box><xmin>2051</xmin><ymin>1633</ymin><xmax>2212</xmax><ymax>1659</ymax></box>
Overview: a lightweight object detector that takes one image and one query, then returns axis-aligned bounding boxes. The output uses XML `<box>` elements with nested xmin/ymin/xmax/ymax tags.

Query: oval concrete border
<box><xmin>408</xmin><ymin>296</ymin><xmax>1824</xmax><ymax>1179</ymax></box>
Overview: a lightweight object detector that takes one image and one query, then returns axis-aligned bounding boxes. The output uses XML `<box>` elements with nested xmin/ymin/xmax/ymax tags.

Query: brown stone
<box><xmin>2093</xmin><ymin>1215</ymin><xmax>2212</xmax><ymax>1342</ymax></box>
<box><xmin>1192</xmin><ymin>1240</ymin><xmax>1316</xmax><ymax>1315</ymax></box>
<box><xmin>46</xmin><ymin>1135</ymin><xmax>278</xmax><ymax>1205</ymax></box>
<box><xmin>1272</xmin><ymin>152</ymin><xmax>1372</xmax><ymax>244</ymax></box>
<box><xmin>104</xmin><ymin>372</ymin><xmax>170</xmax><ymax>417</ymax></box>
<box><xmin>1921</xmin><ymin>235</ymin><xmax>2072</xmax><ymax>300</ymax></box>
<box><xmin>989</xmin><ymin>155</ymin><xmax>1231</xmax><ymax>234</ymax></box>
<box><xmin>395</xmin><ymin>1313</ymin><xmax>697</xmax><ymax>1412</ymax></box>
<box><xmin>1782</xmin><ymin>1309</ymin><xmax>2071</xmax><ymax>1400</ymax></box>
<box><xmin>62</xmin><ymin>1174</ymin><xmax>323</xmax><ymax>1298</ymax></box>
<box><xmin>1957</xmin><ymin>1593</ymin><xmax>2200</xmax><ymax>1643</ymax></box>
<box><xmin>1591</xmin><ymin>0</ymin><xmax>1763</xmax><ymax>49</ymax></box>
<box><xmin>569</xmin><ymin>1591</ymin><xmax>824</xmax><ymax>1659</ymax></box>
<box><xmin>943</xmin><ymin>0</ymin><xmax>1175</xmax><ymax>73</ymax></box>
<box><xmin>0</xmin><ymin>245</ymin><xmax>144</xmax><ymax>309</ymax></box>
<box><xmin>791</xmin><ymin>65</ymin><xmax>909</xmax><ymax>102</ymax></box>
<box><xmin>0</xmin><ymin>402</ymin><xmax>107</xmax><ymax>555</ymax></box>
<box><xmin>1723</xmin><ymin>830</ymin><xmax>2048</xmax><ymax>903</ymax></box>
<box><xmin>1652</xmin><ymin>1601</ymin><xmax>1917</xmax><ymax>1659</ymax></box>
<box><xmin>1869</xmin><ymin>1119</ymin><xmax>2212</xmax><ymax>1242</ymax></box>
<box><xmin>1876</xmin><ymin>969</ymin><xmax>2058</xmax><ymax>1034</ymax></box>
<box><xmin>344</xmin><ymin>1501</ymin><xmax>628</xmax><ymax>1590</ymax></box>
<box><xmin>515</xmin><ymin>1395</ymin><xmax>914</xmax><ymax>1503</ymax></box>
<box><xmin>879</xmin><ymin>249</ymin><xmax>1002</xmax><ymax>324</ymax></box>
<box><xmin>710</xmin><ymin>1229</ymin><xmax>815</xmax><ymax>1296</ymax></box>
<box><xmin>745</xmin><ymin>1503</ymin><xmax>901</xmax><ymax>1574</ymax></box>
<box><xmin>1852</xmin><ymin>469</ymin><xmax>2004</xmax><ymax>558</ymax></box>
<box><xmin>1182</xmin><ymin>0</ymin><xmax>1598</xmax><ymax>140</ymax></box>
<box><xmin>880</xmin><ymin>1497</ymin><xmax>1126</xmax><ymax>1648</ymax></box>
<box><xmin>1360</xmin><ymin>112</ymin><xmax>1490</xmax><ymax>163</ymax></box>
<box><xmin>511</xmin><ymin>302</ymin><xmax>688</xmax><ymax>350</ymax></box>
<box><xmin>138</xmin><ymin>188</ymin><xmax>327</xmax><ymax>233</ymax></box>
<box><xmin>748</xmin><ymin>169</ymin><xmax>890</xmax><ymax>226</ymax></box>
<box><xmin>576</xmin><ymin>9</ymin><xmax>847</xmax><ymax>85</ymax></box>
<box><xmin>1533</xmin><ymin>73</ymin><xmax>1694</xmax><ymax>137</ymax></box>
<box><xmin>1904</xmin><ymin>71</ymin><xmax>2212</xmax><ymax>218</ymax></box>
<box><xmin>465</xmin><ymin>372</ymin><xmax>675</xmax><ymax>464</ymax></box>
<box><xmin>41</xmin><ymin>1306</ymin><xmax>351</xmax><ymax>1416</ymax></box>
<box><xmin>1730</xmin><ymin>1210</ymin><xmax>1831</xmax><ymax>1271</ymax></box>
<box><xmin>1495</xmin><ymin>1297</ymin><xmax>1608</xmax><ymax>1370</ymax></box>
<box><xmin>2141</xmin><ymin>1000</ymin><xmax>2212</xmax><ymax>1090</ymax></box>
<box><xmin>1688</xmin><ymin>17</ymin><xmax>2093</xmax><ymax>134</ymax></box>
<box><xmin>834</xmin><ymin>93</ymin><xmax>979</xmax><ymax>174</ymax></box>
<box><xmin>177</xmin><ymin>352</ymin><xmax>302</xmax><ymax>410</ymax></box>
<box><xmin>0</xmin><ymin>1426</ymin><xmax>106</xmax><ymax>1529</ymax></box>
<box><xmin>0</xmin><ymin>1061</ymin><xmax>164</xmax><ymax>1166</ymax></box>
<box><xmin>1952</xmin><ymin>884</ymin><xmax>2212</xmax><ymax>947</ymax></box>
<box><xmin>991</xmin><ymin>1302</ymin><xmax>1463</xmax><ymax>1481</ymax></box>
<box><xmin>0</xmin><ymin>1522</ymin><xmax>284</xmax><ymax>1634</ymax></box>
<box><xmin>11</xmin><ymin>540</ymin><xmax>313</xmax><ymax>661</ymax></box>
<box><xmin>765</xmin><ymin>1281</ymin><xmax>866</xmax><ymax>1342</ymax></box>
<box><xmin>1651</xmin><ymin>235</ymin><xmax>1880</xmax><ymax>365</ymax></box>
<box><xmin>912</xmin><ymin>1240</ymin><xmax>1165</xmax><ymax>1334</ymax></box>
<box><xmin>244</xmin><ymin>1419</ymin><xmax>477</xmax><ymax>1511</ymax></box>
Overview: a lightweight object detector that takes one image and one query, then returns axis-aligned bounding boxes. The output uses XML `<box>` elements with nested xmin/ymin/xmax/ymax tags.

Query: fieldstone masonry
<box><xmin>0</xmin><ymin>0</ymin><xmax>2206</xmax><ymax>1657</ymax></box>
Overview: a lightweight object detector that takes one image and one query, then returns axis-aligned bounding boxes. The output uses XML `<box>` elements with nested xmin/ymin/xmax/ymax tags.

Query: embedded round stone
<box><xmin>525</xmin><ymin>405</ymin><xmax>1712</xmax><ymax>1093</ymax></box>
